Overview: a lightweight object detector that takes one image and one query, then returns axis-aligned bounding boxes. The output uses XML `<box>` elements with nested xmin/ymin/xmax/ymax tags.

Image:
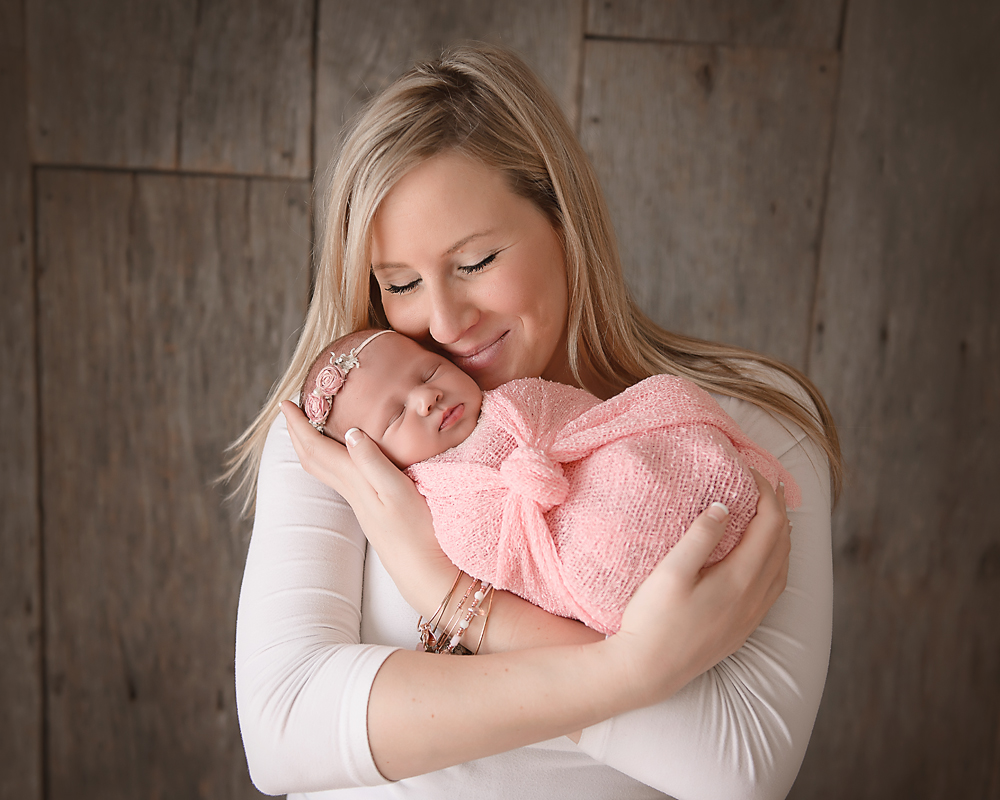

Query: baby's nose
<box><xmin>413</xmin><ymin>385</ymin><xmax>442</xmax><ymax>416</ymax></box>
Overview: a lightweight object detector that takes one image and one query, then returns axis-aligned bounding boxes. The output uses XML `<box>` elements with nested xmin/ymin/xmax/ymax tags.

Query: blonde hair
<box><xmin>224</xmin><ymin>42</ymin><xmax>842</xmax><ymax>513</ymax></box>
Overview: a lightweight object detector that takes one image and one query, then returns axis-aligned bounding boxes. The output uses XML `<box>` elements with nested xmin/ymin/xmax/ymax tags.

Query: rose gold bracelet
<box><xmin>417</xmin><ymin>569</ymin><xmax>462</xmax><ymax>653</ymax></box>
<box><xmin>444</xmin><ymin>581</ymin><xmax>493</xmax><ymax>654</ymax></box>
<box><xmin>438</xmin><ymin>575</ymin><xmax>477</xmax><ymax>645</ymax></box>
<box><xmin>472</xmin><ymin>585</ymin><xmax>495</xmax><ymax>655</ymax></box>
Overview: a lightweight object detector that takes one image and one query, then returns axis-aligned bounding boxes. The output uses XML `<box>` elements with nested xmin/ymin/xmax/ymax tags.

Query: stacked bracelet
<box><xmin>417</xmin><ymin>569</ymin><xmax>462</xmax><ymax>653</ymax></box>
<box><xmin>416</xmin><ymin>571</ymin><xmax>494</xmax><ymax>655</ymax></box>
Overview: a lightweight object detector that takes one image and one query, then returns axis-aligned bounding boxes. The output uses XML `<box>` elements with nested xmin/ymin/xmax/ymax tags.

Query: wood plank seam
<box><xmin>583</xmin><ymin>32</ymin><xmax>841</xmax><ymax>55</ymax></box>
<box><xmin>802</xmin><ymin>47</ymin><xmax>848</xmax><ymax>375</ymax></box>
<box><xmin>30</xmin><ymin>161</ymin><xmax>49</xmax><ymax>800</ymax></box>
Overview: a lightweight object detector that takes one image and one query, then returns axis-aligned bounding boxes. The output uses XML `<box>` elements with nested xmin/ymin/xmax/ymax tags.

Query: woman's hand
<box><xmin>608</xmin><ymin>470</ymin><xmax>790</xmax><ymax>708</ymax></box>
<box><xmin>280</xmin><ymin>401</ymin><xmax>456</xmax><ymax>613</ymax></box>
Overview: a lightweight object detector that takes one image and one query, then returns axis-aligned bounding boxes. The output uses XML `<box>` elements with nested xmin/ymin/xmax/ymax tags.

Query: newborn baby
<box><xmin>301</xmin><ymin>329</ymin><xmax>798</xmax><ymax>634</ymax></box>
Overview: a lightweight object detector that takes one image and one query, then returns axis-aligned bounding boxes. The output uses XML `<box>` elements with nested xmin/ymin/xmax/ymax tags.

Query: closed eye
<box><xmin>459</xmin><ymin>252</ymin><xmax>497</xmax><ymax>274</ymax></box>
<box><xmin>384</xmin><ymin>277</ymin><xmax>420</xmax><ymax>295</ymax></box>
<box><xmin>382</xmin><ymin>251</ymin><xmax>497</xmax><ymax>294</ymax></box>
<box><xmin>385</xmin><ymin>406</ymin><xmax>404</xmax><ymax>434</ymax></box>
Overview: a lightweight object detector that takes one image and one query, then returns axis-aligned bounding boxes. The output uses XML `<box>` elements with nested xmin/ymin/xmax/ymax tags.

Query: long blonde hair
<box><xmin>224</xmin><ymin>42</ymin><xmax>842</xmax><ymax>513</ymax></box>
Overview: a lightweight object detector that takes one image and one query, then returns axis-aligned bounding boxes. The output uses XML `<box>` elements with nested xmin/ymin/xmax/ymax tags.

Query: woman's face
<box><xmin>370</xmin><ymin>152</ymin><xmax>571</xmax><ymax>391</ymax></box>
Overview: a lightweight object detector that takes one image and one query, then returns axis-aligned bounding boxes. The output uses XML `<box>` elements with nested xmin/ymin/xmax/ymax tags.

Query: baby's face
<box><xmin>330</xmin><ymin>333</ymin><xmax>483</xmax><ymax>468</ymax></box>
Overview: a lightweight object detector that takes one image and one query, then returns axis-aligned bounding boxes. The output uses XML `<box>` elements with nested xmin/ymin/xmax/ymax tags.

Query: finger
<box><xmin>280</xmin><ymin>401</ymin><xmax>357</xmax><ymax>497</ymax></box>
<box><xmin>746</xmin><ymin>469</ymin><xmax>792</xmax><ymax>591</ymax></box>
<box><xmin>749</xmin><ymin>468</ymin><xmax>782</xmax><ymax>516</ymax></box>
<box><xmin>707</xmin><ymin>471</ymin><xmax>788</xmax><ymax>588</ymax></box>
<box><xmin>343</xmin><ymin>427</ymin><xmax>419</xmax><ymax>500</ymax></box>
<box><xmin>668</xmin><ymin>502</ymin><xmax>731</xmax><ymax>577</ymax></box>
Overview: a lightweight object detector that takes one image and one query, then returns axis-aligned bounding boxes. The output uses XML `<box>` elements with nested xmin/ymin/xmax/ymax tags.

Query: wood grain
<box><xmin>586</xmin><ymin>0</ymin><xmax>845</xmax><ymax>50</ymax></box>
<box><xmin>179</xmin><ymin>0</ymin><xmax>313</xmax><ymax>177</ymax></box>
<box><xmin>0</xmin><ymin>0</ymin><xmax>42</xmax><ymax>796</ymax></box>
<box><xmin>314</xmin><ymin>0</ymin><xmax>585</xmax><ymax>184</ymax></box>
<box><xmin>579</xmin><ymin>39</ymin><xmax>839</xmax><ymax>369</ymax></box>
<box><xmin>36</xmin><ymin>169</ymin><xmax>309</xmax><ymax>799</ymax></box>
<box><xmin>27</xmin><ymin>0</ymin><xmax>196</xmax><ymax>170</ymax></box>
<box><xmin>795</xmin><ymin>0</ymin><xmax>1000</xmax><ymax>797</ymax></box>
<box><xmin>27</xmin><ymin>0</ymin><xmax>313</xmax><ymax>177</ymax></box>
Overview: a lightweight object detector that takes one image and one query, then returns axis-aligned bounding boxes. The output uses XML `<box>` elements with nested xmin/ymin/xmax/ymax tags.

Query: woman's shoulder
<box><xmin>710</xmin><ymin>361</ymin><xmax>816</xmax><ymax>461</ymax></box>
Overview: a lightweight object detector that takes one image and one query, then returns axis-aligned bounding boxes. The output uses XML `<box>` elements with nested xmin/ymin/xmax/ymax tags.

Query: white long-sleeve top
<box><xmin>235</xmin><ymin>376</ymin><xmax>833</xmax><ymax>800</ymax></box>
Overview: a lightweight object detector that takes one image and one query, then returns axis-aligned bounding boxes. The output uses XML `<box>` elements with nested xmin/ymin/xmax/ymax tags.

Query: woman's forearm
<box><xmin>368</xmin><ymin>487</ymin><xmax>791</xmax><ymax>781</ymax></box>
<box><xmin>367</xmin><ymin>637</ymin><xmax>646</xmax><ymax>780</ymax></box>
<box><xmin>416</xmin><ymin>569</ymin><xmax>605</xmax><ymax>654</ymax></box>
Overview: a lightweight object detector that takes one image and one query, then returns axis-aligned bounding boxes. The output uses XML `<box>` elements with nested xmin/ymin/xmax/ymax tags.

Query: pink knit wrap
<box><xmin>406</xmin><ymin>376</ymin><xmax>800</xmax><ymax>635</ymax></box>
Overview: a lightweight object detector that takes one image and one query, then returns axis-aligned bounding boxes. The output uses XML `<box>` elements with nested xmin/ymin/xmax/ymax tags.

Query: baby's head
<box><xmin>299</xmin><ymin>330</ymin><xmax>483</xmax><ymax>468</ymax></box>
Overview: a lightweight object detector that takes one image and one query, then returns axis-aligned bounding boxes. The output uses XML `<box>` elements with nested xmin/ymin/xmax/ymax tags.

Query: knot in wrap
<box><xmin>499</xmin><ymin>445</ymin><xmax>569</xmax><ymax>512</ymax></box>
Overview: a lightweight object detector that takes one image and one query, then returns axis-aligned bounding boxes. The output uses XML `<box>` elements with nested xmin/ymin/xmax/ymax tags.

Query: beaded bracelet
<box><xmin>416</xmin><ymin>569</ymin><xmax>462</xmax><ymax>653</ymax></box>
<box><xmin>471</xmin><ymin>583</ymin><xmax>495</xmax><ymax>655</ymax></box>
<box><xmin>417</xmin><ymin>574</ymin><xmax>495</xmax><ymax>655</ymax></box>
<box><xmin>441</xmin><ymin>576</ymin><xmax>478</xmax><ymax>638</ymax></box>
<box><xmin>443</xmin><ymin>580</ymin><xmax>493</xmax><ymax>654</ymax></box>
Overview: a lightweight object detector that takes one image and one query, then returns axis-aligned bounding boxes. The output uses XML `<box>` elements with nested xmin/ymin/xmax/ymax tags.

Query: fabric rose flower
<box><xmin>315</xmin><ymin>364</ymin><xmax>346</xmax><ymax>396</ymax></box>
<box><xmin>304</xmin><ymin>392</ymin><xmax>332</xmax><ymax>427</ymax></box>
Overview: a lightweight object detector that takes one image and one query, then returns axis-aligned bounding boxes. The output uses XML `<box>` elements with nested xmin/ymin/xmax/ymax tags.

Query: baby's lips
<box><xmin>439</xmin><ymin>403</ymin><xmax>464</xmax><ymax>431</ymax></box>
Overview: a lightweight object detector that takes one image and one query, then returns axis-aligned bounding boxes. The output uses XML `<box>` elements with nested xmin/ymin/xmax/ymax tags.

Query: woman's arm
<box><xmin>575</xmin><ymin>389</ymin><xmax>834</xmax><ymax>799</ymax></box>
<box><xmin>280</xmin><ymin>401</ymin><xmax>792</xmax><ymax>784</ymax></box>
<box><xmin>234</xmin><ymin>414</ymin><xmax>397</xmax><ymax>794</ymax></box>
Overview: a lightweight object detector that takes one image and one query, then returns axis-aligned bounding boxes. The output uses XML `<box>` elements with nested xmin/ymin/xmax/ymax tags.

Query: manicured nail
<box><xmin>345</xmin><ymin>427</ymin><xmax>363</xmax><ymax>447</ymax></box>
<box><xmin>778</xmin><ymin>481</ymin><xmax>785</xmax><ymax>492</ymax></box>
<box><xmin>707</xmin><ymin>502</ymin><xmax>729</xmax><ymax>522</ymax></box>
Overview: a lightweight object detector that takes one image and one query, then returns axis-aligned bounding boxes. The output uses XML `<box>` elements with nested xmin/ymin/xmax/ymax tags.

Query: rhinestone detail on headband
<box><xmin>304</xmin><ymin>330</ymin><xmax>391</xmax><ymax>434</ymax></box>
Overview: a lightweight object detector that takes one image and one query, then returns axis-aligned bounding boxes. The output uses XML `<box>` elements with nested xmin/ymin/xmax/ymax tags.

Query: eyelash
<box><xmin>384</xmin><ymin>252</ymin><xmax>498</xmax><ymax>295</ymax></box>
<box><xmin>386</xmin><ymin>366</ymin><xmax>438</xmax><ymax>431</ymax></box>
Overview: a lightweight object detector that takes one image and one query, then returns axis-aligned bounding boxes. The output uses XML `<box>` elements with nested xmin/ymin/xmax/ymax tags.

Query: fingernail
<box><xmin>707</xmin><ymin>502</ymin><xmax>729</xmax><ymax>522</ymax></box>
<box><xmin>778</xmin><ymin>481</ymin><xmax>785</xmax><ymax>491</ymax></box>
<box><xmin>345</xmin><ymin>427</ymin><xmax>363</xmax><ymax>447</ymax></box>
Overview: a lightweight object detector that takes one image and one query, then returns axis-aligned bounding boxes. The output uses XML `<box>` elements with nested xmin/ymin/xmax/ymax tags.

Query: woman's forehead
<box><xmin>372</xmin><ymin>154</ymin><xmax>516</xmax><ymax>258</ymax></box>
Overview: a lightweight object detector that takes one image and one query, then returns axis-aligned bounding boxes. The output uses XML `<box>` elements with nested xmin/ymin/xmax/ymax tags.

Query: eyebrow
<box><xmin>371</xmin><ymin>230</ymin><xmax>495</xmax><ymax>273</ymax></box>
<box><xmin>445</xmin><ymin>230</ymin><xmax>494</xmax><ymax>255</ymax></box>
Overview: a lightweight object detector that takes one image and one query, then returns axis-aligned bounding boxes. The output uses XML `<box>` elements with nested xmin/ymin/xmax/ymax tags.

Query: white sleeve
<box><xmin>235</xmin><ymin>412</ymin><xmax>399</xmax><ymax>795</ymax></box>
<box><xmin>576</xmin><ymin>382</ymin><xmax>834</xmax><ymax>800</ymax></box>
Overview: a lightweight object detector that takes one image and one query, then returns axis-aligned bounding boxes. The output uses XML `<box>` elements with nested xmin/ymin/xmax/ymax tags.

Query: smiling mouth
<box><xmin>439</xmin><ymin>404</ymin><xmax>465</xmax><ymax>431</ymax></box>
<box><xmin>450</xmin><ymin>331</ymin><xmax>508</xmax><ymax>371</ymax></box>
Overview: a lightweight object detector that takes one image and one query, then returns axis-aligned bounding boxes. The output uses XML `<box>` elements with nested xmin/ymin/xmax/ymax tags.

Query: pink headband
<box><xmin>304</xmin><ymin>329</ymin><xmax>392</xmax><ymax>434</ymax></box>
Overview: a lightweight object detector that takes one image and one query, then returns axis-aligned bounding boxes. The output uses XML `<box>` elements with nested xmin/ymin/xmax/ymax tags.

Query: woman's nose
<box><xmin>411</xmin><ymin>384</ymin><xmax>443</xmax><ymax>416</ymax></box>
<box><xmin>426</xmin><ymin>283</ymin><xmax>479</xmax><ymax>345</ymax></box>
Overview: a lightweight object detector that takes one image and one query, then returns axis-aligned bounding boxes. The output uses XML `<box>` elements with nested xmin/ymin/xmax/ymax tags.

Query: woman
<box><xmin>228</xmin><ymin>43</ymin><xmax>840</xmax><ymax>799</ymax></box>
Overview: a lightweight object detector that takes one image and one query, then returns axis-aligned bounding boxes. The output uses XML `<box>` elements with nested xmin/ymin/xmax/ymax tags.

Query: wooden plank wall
<box><xmin>1</xmin><ymin>0</ymin><xmax>42</xmax><ymax>797</ymax></box>
<box><xmin>2</xmin><ymin>1</ymin><xmax>998</xmax><ymax>797</ymax></box>
<box><xmin>800</xmin><ymin>1</ymin><xmax>1000</xmax><ymax>797</ymax></box>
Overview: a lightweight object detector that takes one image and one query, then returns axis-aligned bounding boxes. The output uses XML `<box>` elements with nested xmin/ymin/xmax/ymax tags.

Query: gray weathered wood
<box><xmin>579</xmin><ymin>39</ymin><xmax>839</xmax><ymax>369</ymax></box>
<box><xmin>27</xmin><ymin>0</ymin><xmax>196</xmax><ymax>170</ymax></box>
<box><xmin>795</xmin><ymin>0</ymin><xmax>1000</xmax><ymax>797</ymax></box>
<box><xmin>315</xmin><ymin>0</ymin><xmax>585</xmax><ymax>183</ymax></box>
<box><xmin>179</xmin><ymin>0</ymin><xmax>313</xmax><ymax>177</ymax></box>
<box><xmin>37</xmin><ymin>169</ymin><xmax>309</xmax><ymax>799</ymax></box>
<box><xmin>27</xmin><ymin>0</ymin><xmax>313</xmax><ymax>177</ymax></box>
<box><xmin>587</xmin><ymin>0</ymin><xmax>845</xmax><ymax>50</ymax></box>
<box><xmin>0</xmin><ymin>0</ymin><xmax>42</xmax><ymax>797</ymax></box>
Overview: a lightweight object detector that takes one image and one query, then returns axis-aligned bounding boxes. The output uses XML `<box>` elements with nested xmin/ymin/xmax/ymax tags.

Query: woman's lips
<box><xmin>450</xmin><ymin>331</ymin><xmax>508</xmax><ymax>372</ymax></box>
<box><xmin>439</xmin><ymin>403</ymin><xmax>464</xmax><ymax>432</ymax></box>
